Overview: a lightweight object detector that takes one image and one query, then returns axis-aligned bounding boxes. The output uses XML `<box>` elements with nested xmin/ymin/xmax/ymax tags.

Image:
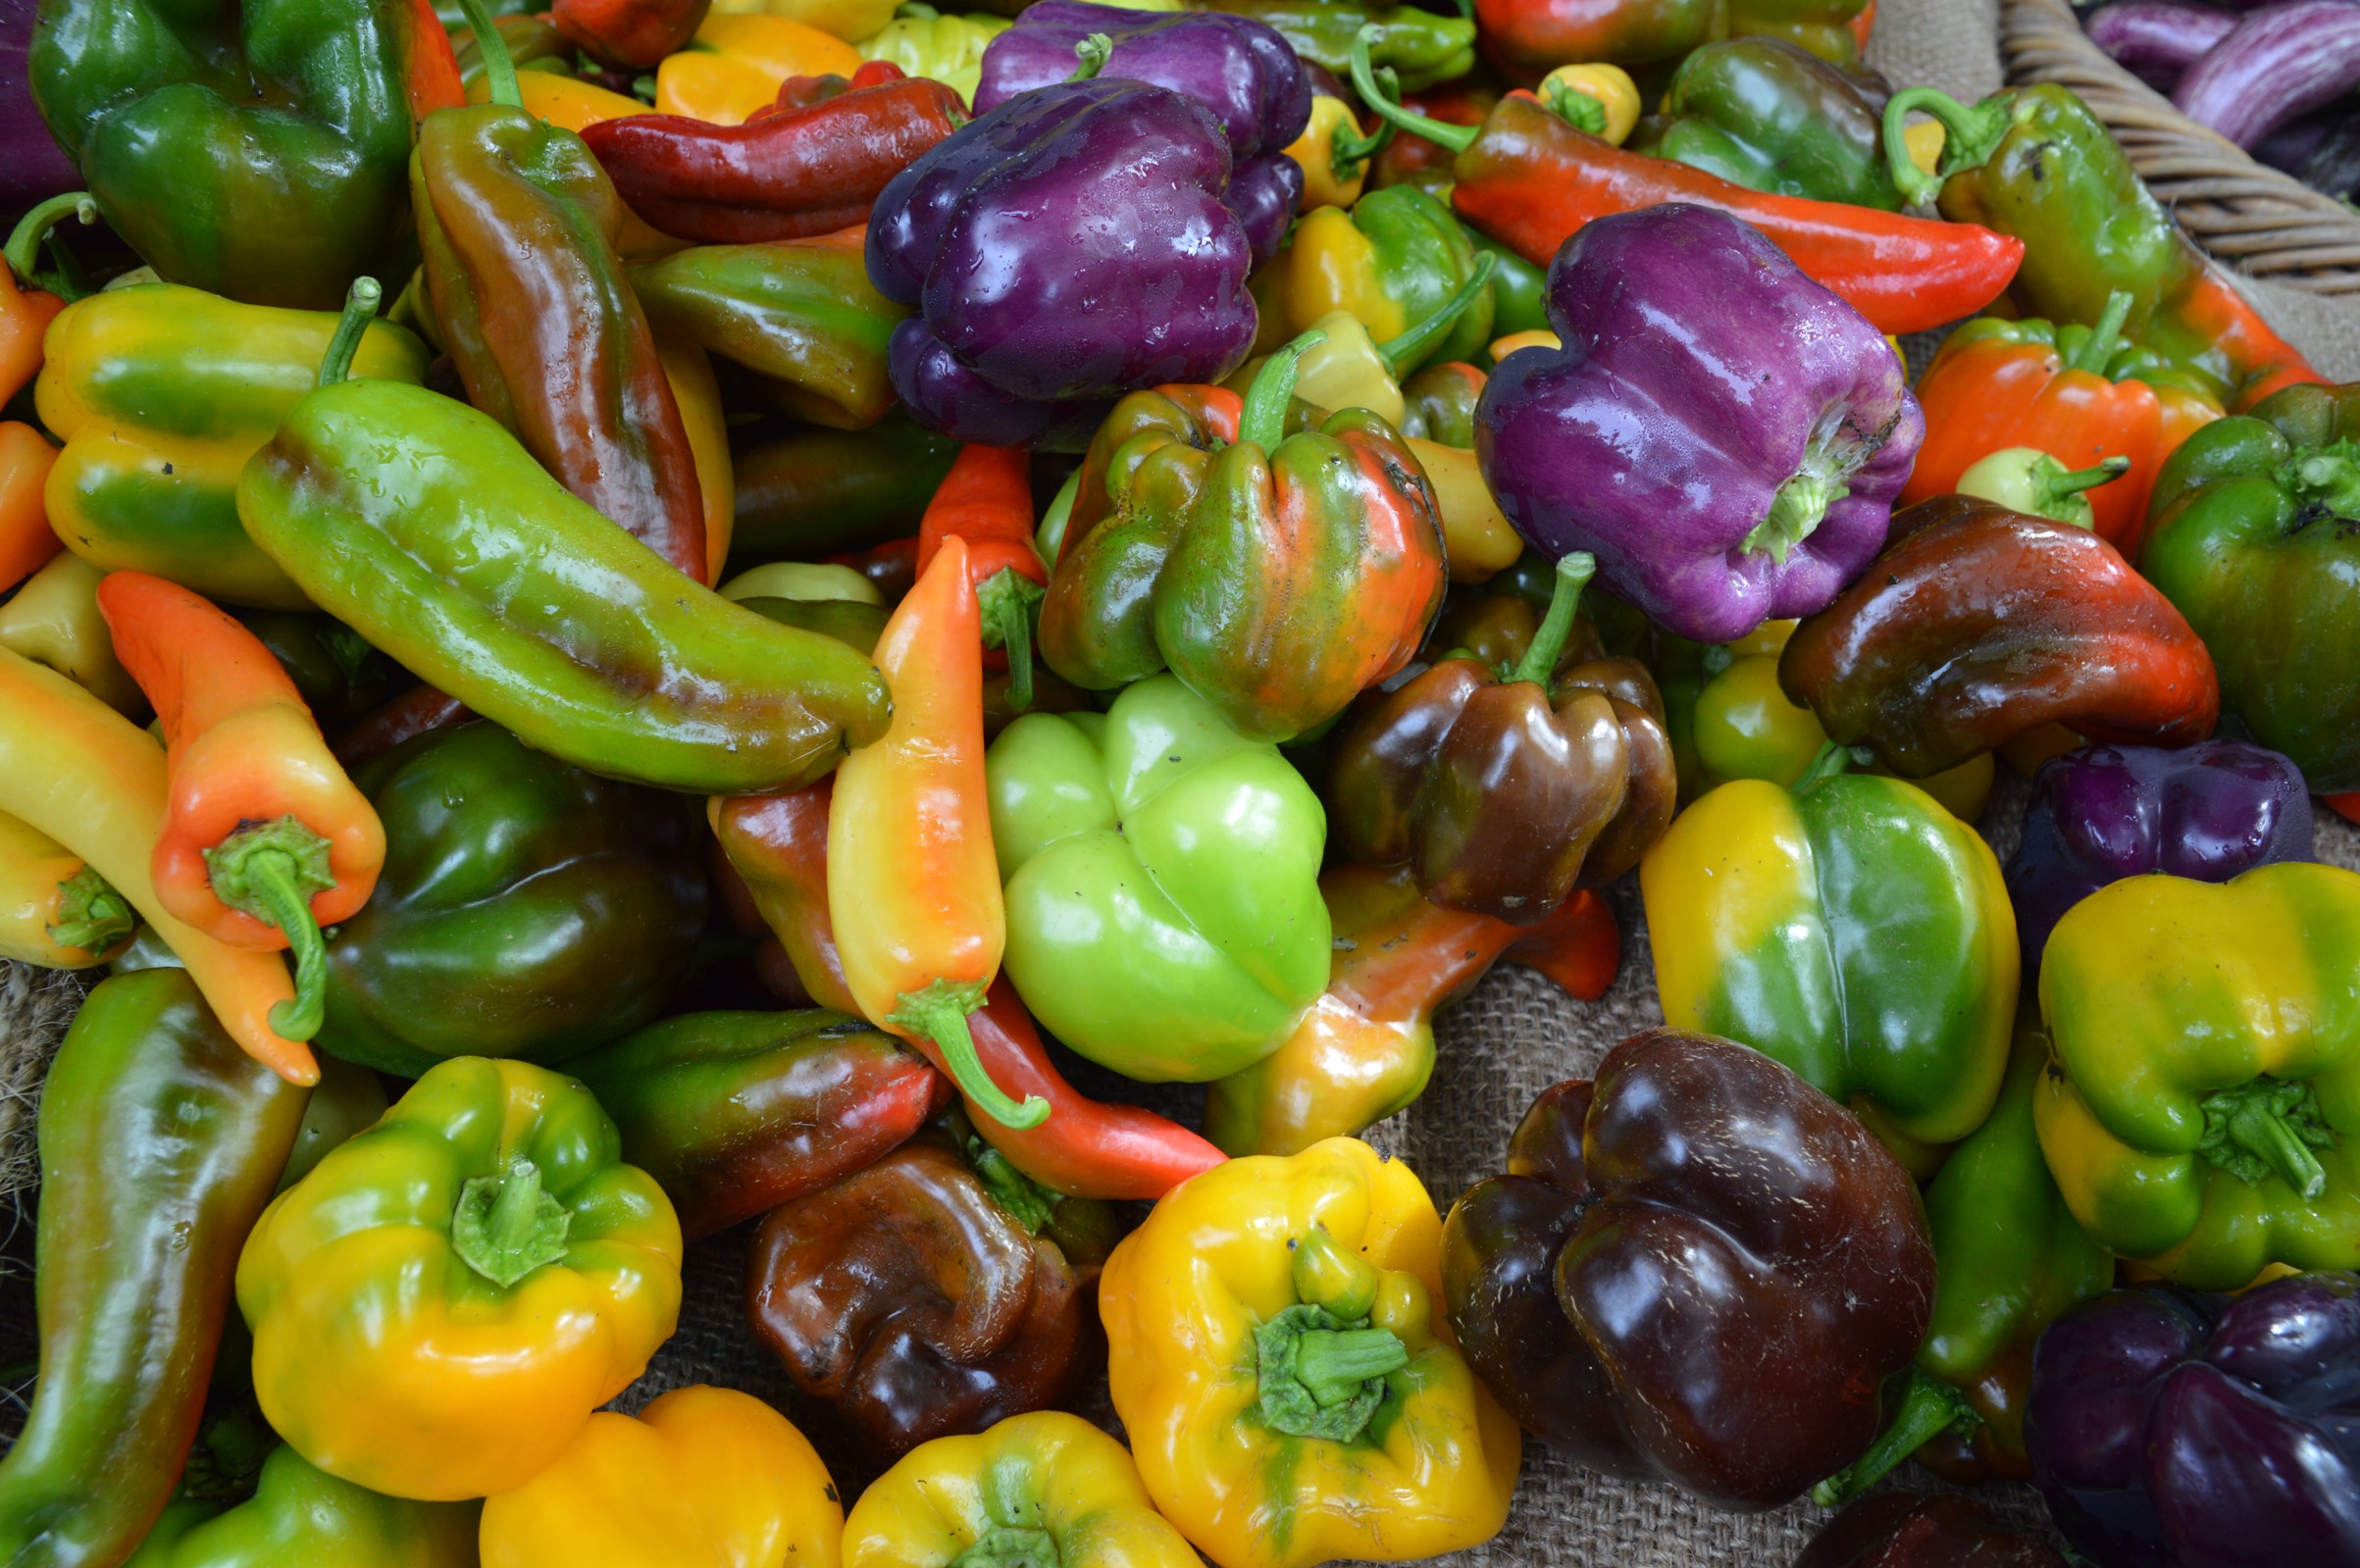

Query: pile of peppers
<box><xmin>2</xmin><ymin>0</ymin><xmax>2359</xmax><ymax>1564</ymax></box>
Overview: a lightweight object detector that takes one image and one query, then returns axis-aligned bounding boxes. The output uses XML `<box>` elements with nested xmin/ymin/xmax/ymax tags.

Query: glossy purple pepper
<box><xmin>2006</xmin><ymin>739</ymin><xmax>2314</xmax><ymax>977</ymax></box>
<box><xmin>2026</xmin><ymin>1276</ymin><xmax>2360</xmax><ymax>1568</ymax></box>
<box><xmin>1475</xmin><ymin>203</ymin><xmax>1924</xmax><ymax>645</ymax></box>
<box><xmin>866</xmin><ymin>78</ymin><xmax>1260</xmax><ymax>448</ymax></box>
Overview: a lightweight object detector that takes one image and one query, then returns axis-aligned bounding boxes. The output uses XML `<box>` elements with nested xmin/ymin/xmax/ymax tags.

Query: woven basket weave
<box><xmin>2001</xmin><ymin>0</ymin><xmax>2360</xmax><ymax>293</ymax></box>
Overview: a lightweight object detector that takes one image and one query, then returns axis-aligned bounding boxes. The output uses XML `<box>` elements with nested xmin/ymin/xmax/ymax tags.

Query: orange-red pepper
<box><xmin>96</xmin><ymin>572</ymin><xmax>385</xmax><ymax>1043</ymax></box>
<box><xmin>0</xmin><ymin>424</ymin><xmax>62</xmax><ymax>594</ymax></box>
<box><xmin>915</xmin><ymin>444</ymin><xmax>1050</xmax><ymax>710</ymax></box>
<box><xmin>828</xmin><ymin>535</ymin><xmax>1049</xmax><ymax>1130</ymax></box>
<box><xmin>0</xmin><ymin>195</ymin><xmax>82</xmax><ymax>405</ymax></box>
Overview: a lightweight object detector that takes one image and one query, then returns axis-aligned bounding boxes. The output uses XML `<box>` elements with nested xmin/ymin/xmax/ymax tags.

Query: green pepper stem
<box><xmin>1744</xmin><ymin>468</ymin><xmax>1847</xmax><ymax>565</ymax></box>
<box><xmin>1882</xmin><ymin>87</ymin><xmax>2012</xmax><ymax>209</ymax></box>
<box><xmin>1810</xmin><ymin>1369</ymin><xmax>1980</xmax><ymax>1507</ymax></box>
<box><xmin>1069</xmin><ymin>32</ymin><xmax>1112</xmax><ymax>81</ymax></box>
<box><xmin>969</xmin><ymin>1138</ymin><xmax>1060</xmax><ymax>1235</ymax></box>
<box><xmin>2065</xmin><ymin>290</ymin><xmax>2135</xmax><ymax>377</ymax></box>
<box><xmin>1792</xmin><ymin>738</ymin><xmax>1871</xmax><ymax>794</ymax></box>
<box><xmin>1330</xmin><ymin>111</ymin><xmax>1394</xmax><ymax>174</ymax></box>
<box><xmin>2040</xmin><ymin>457</ymin><xmax>2131</xmax><ymax>506</ymax></box>
<box><xmin>2277</xmin><ymin>440</ymin><xmax>2360</xmax><ymax>522</ymax></box>
<box><xmin>1254</xmin><ymin>1302</ymin><xmax>1406</xmax><ymax>1442</ymax></box>
<box><xmin>1295</xmin><ymin>1328</ymin><xmax>1411</xmax><ymax>1404</ymax></box>
<box><xmin>315</xmin><ymin>277</ymin><xmax>384</xmax><ymax>389</ymax></box>
<box><xmin>1351</xmin><ymin>27</ymin><xmax>1475</xmax><ymax>154</ymax></box>
<box><xmin>452</xmin><ymin>0</ymin><xmax>524</xmax><ymax>107</ymax></box>
<box><xmin>977</xmin><ymin>568</ymin><xmax>1046</xmax><ymax>713</ymax></box>
<box><xmin>3</xmin><ymin>192</ymin><xmax>95</xmax><ymax>289</ymax></box>
<box><xmin>890</xmin><ymin>979</ymin><xmax>1050</xmax><ymax>1129</ymax></box>
<box><xmin>451</xmin><ymin>1158</ymin><xmax>574</xmax><ymax>1289</ymax></box>
<box><xmin>1239</xmin><ymin>328</ymin><xmax>1325</xmax><ymax>453</ymax></box>
<box><xmin>2199</xmin><ymin>1078</ymin><xmax>2334</xmax><ymax>1199</ymax></box>
<box><xmin>1543</xmin><ymin>78</ymin><xmax>1608</xmax><ymax>137</ymax></box>
<box><xmin>1511</xmin><ymin>552</ymin><xmax>1595</xmax><ymax>686</ymax></box>
<box><xmin>202</xmin><ymin>816</ymin><xmax>340</xmax><ymax>1041</ymax></box>
<box><xmin>951</xmin><ymin>1527</ymin><xmax>1061</xmax><ymax>1568</ymax></box>
<box><xmin>45</xmin><ymin>866</ymin><xmax>135</xmax><ymax>957</ymax></box>
<box><xmin>1376</xmin><ymin>250</ymin><xmax>1497</xmax><ymax>379</ymax></box>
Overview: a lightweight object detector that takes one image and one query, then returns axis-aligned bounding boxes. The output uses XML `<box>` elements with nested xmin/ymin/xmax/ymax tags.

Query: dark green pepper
<box><xmin>1640</xmin><ymin>39</ymin><xmax>1900</xmax><ymax>210</ymax></box>
<box><xmin>731</xmin><ymin>418</ymin><xmax>959</xmax><ymax>566</ymax></box>
<box><xmin>0</xmin><ymin>969</ymin><xmax>308</xmax><ymax>1566</ymax></box>
<box><xmin>1198</xmin><ymin>0</ymin><xmax>1475</xmax><ymax>93</ymax></box>
<box><xmin>231</xmin><ymin>611</ymin><xmax>402</xmax><ymax>732</ymax></box>
<box><xmin>316</xmin><ymin>719</ymin><xmax>708</xmax><ymax>1077</ymax></box>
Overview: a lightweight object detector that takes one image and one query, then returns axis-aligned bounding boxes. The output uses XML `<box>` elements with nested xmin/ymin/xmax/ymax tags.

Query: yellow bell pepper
<box><xmin>712</xmin><ymin>0</ymin><xmax>900</xmax><ymax>41</ymax></box>
<box><xmin>236</xmin><ymin>1057</ymin><xmax>684</xmax><ymax>1501</ymax></box>
<box><xmin>1538</xmin><ymin>63</ymin><xmax>1641</xmax><ymax>145</ymax></box>
<box><xmin>503</xmin><ymin>72</ymin><xmax>652</xmax><ymax>132</ymax></box>
<box><xmin>843</xmin><ymin>1411</ymin><xmax>1200</xmax><ymax>1568</ymax></box>
<box><xmin>1102</xmin><ymin>1138</ymin><xmax>1519</xmax><ymax>1568</ymax></box>
<box><xmin>656</xmin><ymin>14</ymin><xmax>865</xmax><ymax>124</ymax></box>
<box><xmin>655</xmin><ymin>335</ymin><xmax>735</xmax><ymax>584</ymax></box>
<box><xmin>1282</xmin><ymin>95</ymin><xmax>1378</xmax><ymax>211</ymax></box>
<box><xmin>1405</xmin><ymin>439</ymin><xmax>1519</xmax><ymax>582</ymax></box>
<box><xmin>481</xmin><ymin>1386</ymin><xmax>842</xmax><ymax>1568</ymax></box>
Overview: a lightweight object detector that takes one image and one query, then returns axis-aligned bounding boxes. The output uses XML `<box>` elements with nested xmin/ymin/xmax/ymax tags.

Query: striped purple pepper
<box><xmin>1475</xmin><ymin>203</ymin><xmax>1924</xmax><ymax>644</ymax></box>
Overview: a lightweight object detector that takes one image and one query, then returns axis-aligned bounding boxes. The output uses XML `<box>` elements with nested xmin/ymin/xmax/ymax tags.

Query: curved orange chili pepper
<box><xmin>96</xmin><ymin>571</ymin><xmax>385</xmax><ymax>1044</ymax></box>
<box><xmin>916</xmin><ymin>445</ymin><xmax>1049</xmax><ymax>709</ymax></box>
<box><xmin>0</xmin><ymin>195</ymin><xmax>81</xmax><ymax>405</ymax></box>
<box><xmin>0</xmin><ymin>424</ymin><xmax>62</xmax><ymax>594</ymax></box>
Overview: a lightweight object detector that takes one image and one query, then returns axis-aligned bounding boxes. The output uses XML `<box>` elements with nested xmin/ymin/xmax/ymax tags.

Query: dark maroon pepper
<box><xmin>1796</xmin><ymin>1493</ymin><xmax>2068</xmax><ymax>1568</ymax></box>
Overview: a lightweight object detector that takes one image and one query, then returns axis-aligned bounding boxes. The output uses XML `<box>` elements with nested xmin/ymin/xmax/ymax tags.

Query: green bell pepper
<box><xmin>1467</xmin><ymin>233</ymin><xmax>1549</xmax><ymax>340</ymax></box>
<box><xmin>986</xmin><ymin>674</ymin><xmax>1330</xmax><ymax>1083</ymax></box>
<box><xmin>1257</xmin><ymin>185</ymin><xmax>1497</xmax><ymax>373</ymax></box>
<box><xmin>1198</xmin><ymin>0</ymin><xmax>1474</xmax><ymax>94</ymax></box>
<box><xmin>1639</xmin><ymin>38</ymin><xmax>1900</xmax><ymax>210</ymax></box>
<box><xmin>1640</xmin><ymin>745</ymin><xmax>2020</xmax><ymax>1163</ymax></box>
<box><xmin>125</xmin><ymin>1446</ymin><xmax>478</xmax><ymax>1568</ymax></box>
<box><xmin>27</xmin><ymin>0</ymin><xmax>451</xmax><ymax>309</ymax></box>
<box><xmin>316</xmin><ymin>719</ymin><xmax>708</xmax><ymax>1077</ymax></box>
<box><xmin>2141</xmin><ymin>380</ymin><xmax>2360</xmax><ymax>792</ymax></box>
<box><xmin>2034</xmin><ymin>862</ymin><xmax>2360</xmax><ymax>1290</ymax></box>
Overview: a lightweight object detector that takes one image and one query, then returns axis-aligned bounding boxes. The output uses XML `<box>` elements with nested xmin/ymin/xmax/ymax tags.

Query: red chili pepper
<box><xmin>916</xmin><ymin>444</ymin><xmax>1050</xmax><ymax>709</ymax></box>
<box><xmin>1350</xmin><ymin>39</ymin><xmax>2022</xmax><ymax>336</ymax></box>
<box><xmin>579</xmin><ymin>63</ymin><xmax>966</xmax><ymax>244</ymax></box>
<box><xmin>2330</xmin><ymin>794</ymin><xmax>2360</xmax><ymax>828</ymax></box>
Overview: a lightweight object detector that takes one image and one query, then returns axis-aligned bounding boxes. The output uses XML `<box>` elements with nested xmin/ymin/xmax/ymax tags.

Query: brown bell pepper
<box><xmin>1779</xmin><ymin>495</ymin><xmax>2221</xmax><ymax>779</ymax></box>
<box><xmin>580</xmin><ymin>62</ymin><xmax>966</xmax><ymax>244</ymax></box>
<box><xmin>1329</xmin><ymin>553</ymin><xmax>1675</xmax><ymax>923</ymax></box>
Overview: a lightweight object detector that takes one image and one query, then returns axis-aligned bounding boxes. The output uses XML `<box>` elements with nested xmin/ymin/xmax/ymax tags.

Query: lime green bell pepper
<box><xmin>2033</xmin><ymin>861</ymin><xmax>2360</xmax><ymax>1290</ymax></box>
<box><xmin>126</xmin><ymin>1445</ymin><xmax>478</xmax><ymax>1568</ymax></box>
<box><xmin>985</xmin><ymin>674</ymin><xmax>1330</xmax><ymax>1083</ymax></box>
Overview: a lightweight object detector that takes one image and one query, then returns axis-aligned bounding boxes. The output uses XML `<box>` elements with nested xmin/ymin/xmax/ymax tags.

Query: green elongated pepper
<box><xmin>124</xmin><ymin>1445</ymin><xmax>478</xmax><ymax>1568</ymax></box>
<box><xmin>2141</xmin><ymin>380</ymin><xmax>2360</xmax><ymax>792</ymax></box>
<box><xmin>1197</xmin><ymin>0</ymin><xmax>1474</xmax><ymax>93</ymax></box>
<box><xmin>235</xmin><ymin>370</ymin><xmax>892</xmax><ymax>795</ymax></box>
<box><xmin>986</xmin><ymin>675</ymin><xmax>1331</xmax><ymax>1082</ymax></box>
<box><xmin>0</xmin><ymin>969</ymin><xmax>309</xmax><ymax>1568</ymax></box>
<box><xmin>1641</xmin><ymin>38</ymin><xmax>1901</xmax><ymax>210</ymax></box>
<box><xmin>730</xmin><ymin>418</ymin><xmax>960</xmax><ymax>566</ymax></box>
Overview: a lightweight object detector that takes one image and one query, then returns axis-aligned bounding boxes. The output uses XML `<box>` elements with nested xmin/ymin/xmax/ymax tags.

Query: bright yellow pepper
<box><xmin>843</xmin><ymin>1412</ymin><xmax>1200</xmax><ymax>1568</ymax></box>
<box><xmin>507</xmin><ymin>73</ymin><xmax>651</xmax><ymax>132</ymax></box>
<box><xmin>1281</xmin><ymin>95</ymin><xmax>1381</xmax><ymax>210</ymax></box>
<box><xmin>1102</xmin><ymin>1138</ymin><xmax>1519</xmax><ymax>1568</ymax></box>
<box><xmin>0</xmin><ymin>807</ymin><xmax>131</xmax><ymax>968</ymax></box>
<box><xmin>656</xmin><ymin>14</ymin><xmax>864</xmax><ymax>125</ymax></box>
<box><xmin>481</xmin><ymin>1386</ymin><xmax>842</xmax><ymax>1568</ymax></box>
<box><xmin>856</xmin><ymin>12</ymin><xmax>1011</xmax><ymax>107</ymax></box>
<box><xmin>1405</xmin><ymin>439</ymin><xmax>1518</xmax><ymax>582</ymax></box>
<box><xmin>654</xmin><ymin>334</ymin><xmax>735</xmax><ymax>584</ymax></box>
<box><xmin>712</xmin><ymin>0</ymin><xmax>901</xmax><ymax>41</ymax></box>
<box><xmin>1538</xmin><ymin>63</ymin><xmax>1641</xmax><ymax>145</ymax></box>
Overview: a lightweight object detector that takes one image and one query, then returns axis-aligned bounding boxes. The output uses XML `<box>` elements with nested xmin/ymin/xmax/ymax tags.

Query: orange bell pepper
<box><xmin>0</xmin><ymin>424</ymin><xmax>62</xmax><ymax>593</ymax></box>
<box><xmin>96</xmin><ymin>571</ymin><xmax>385</xmax><ymax>1044</ymax></box>
<box><xmin>1901</xmin><ymin>290</ymin><xmax>2221</xmax><ymax>557</ymax></box>
<box><xmin>828</xmin><ymin>534</ymin><xmax>1050</xmax><ymax>1130</ymax></box>
<box><xmin>0</xmin><ymin>194</ymin><xmax>87</xmax><ymax>405</ymax></box>
<box><xmin>915</xmin><ymin>444</ymin><xmax>1050</xmax><ymax>709</ymax></box>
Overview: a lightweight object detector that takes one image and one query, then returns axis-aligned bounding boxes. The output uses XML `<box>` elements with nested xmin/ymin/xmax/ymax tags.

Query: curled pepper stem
<box><xmin>1350</xmin><ymin>27</ymin><xmax>1475</xmax><ymax>154</ymax></box>
<box><xmin>2277</xmin><ymin>439</ymin><xmax>2360</xmax><ymax>521</ymax></box>
<box><xmin>1810</xmin><ymin>1368</ymin><xmax>1980</xmax><ymax>1507</ymax></box>
<box><xmin>2199</xmin><ymin>1078</ymin><xmax>2334</xmax><ymax>1198</ymax></box>
<box><xmin>1510</xmin><ymin>552</ymin><xmax>1595</xmax><ymax>686</ymax></box>
<box><xmin>3</xmin><ymin>191</ymin><xmax>96</xmax><ymax>290</ymax></box>
<box><xmin>452</xmin><ymin>0</ymin><xmax>524</xmax><ymax>108</ymax></box>
<box><xmin>1330</xmin><ymin>110</ymin><xmax>1394</xmax><ymax>175</ymax></box>
<box><xmin>1069</xmin><ymin>32</ymin><xmax>1113</xmax><ymax>81</ymax></box>
<box><xmin>46</xmin><ymin>866</ymin><xmax>135</xmax><ymax>956</ymax></box>
<box><xmin>952</xmin><ymin>1527</ymin><xmax>1061</xmax><ymax>1568</ymax></box>
<box><xmin>1239</xmin><ymin>329</ymin><xmax>1325</xmax><ymax>452</ymax></box>
<box><xmin>1542</xmin><ymin>77</ymin><xmax>1608</xmax><ymax>137</ymax></box>
<box><xmin>977</xmin><ymin>568</ymin><xmax>1046</xmax><ymax>712</ymax></box>
<box><xmin>202</xmin><ymin>816</ymin><xmax>339</xmax><ymax>1041</ymax></box>
<box><xmin>2065</xmin><ymin>289</ymin><xmax>2135</xmax><ymax>377</ymax></box>
<box><xmin>451</xmin><ymin>1158</ymin><xmax>574</xmax><ymax>1289</ymax></box>
<box><xmin>890</xmin><ymin>979</ymin><xmax>1050</xmax><ymax>1129</ymax></box>
<box><xmin>2041</xmin><ymin>457</ymin><xmax>2131</xmax><ymax>505</ymax></box>
<box><xmin>1376</xmin><ymin>250</ymin><xmax>1497</xmax><ymax>379</ymax></box>
<box><xmin>315</xmin><ymin>277</ymin><xmax>384</xmax><ymax>389</ymax></box>
<box><xmin>1882</xmin><ymin>87</ymin><xmax>2012</xmax><ymax>209</ymax></box>
<box><xmin>1254</xmin><ymin>1302</ymin><xmax>1408</xmax><ymax>1442</ymax></box>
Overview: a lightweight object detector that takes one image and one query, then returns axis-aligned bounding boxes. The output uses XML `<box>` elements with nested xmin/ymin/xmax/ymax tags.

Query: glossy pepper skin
<box><xmin>569</xmin><ymin>1009</ymin><xmax>942</xmax><ymax>1241</ymax></box>
<box><xmin>1888</xmin><ymin>84</ymin><xmax>2320</xmax><ymax>414</ymax></box>
<box><xmin>238</xmin><ymin>377</ymin><xmax>891</xmax><ymax>794</ymax></box>
<box><xmin>1440</xmin><ymin>1030</ymin><xmax>1934</xmax><ymax>1510</ymax></box>
<box><xmin>1903</xmin><ymin>298</ymin><xmax>2221</xmax><ymax>556</ymax></box>
<box><xmin>745</xmin><ymin>1123</ymin><xmax>1097</xmax><ymax>1461</ymax></box>
<box><xmin>0</xmin><ymin>970</ymin><xmax>308</xmax><ymax>1568</ymax></box>
<box><xmin>1796</xmin><ymin>1493</ymin><xmax>2067</xmax><ymax>1568</ymax></box>
<box><xmin>2008</xmin><ymin>741</ymin><xmax>2314</xmax><ymax>978</ymax></box>
<box><xmin>124</xmin><ymin>1445</ymin><xmax>480</xmax><ymax>1568</ymax></box>
<box><xmin>1480</xmin><ymin>204</ymin><xmax>1922</xmax><ymax>645</ymax></box>
<box><xmin>1473</xmin><ymin>0</ymin><xmax>1720</xmax><ymax>80</ymax></box>
<box><xmin>1643</xmin><ymin>39</ymin><xmax>1902</xmax><ymax>209</ymax></box>
<box><xmin>237</xmin><ymin>1055</ymin><xmax>684</xmax><ymax>1501</ymax></box>
<box><xmin>26</xmin><ymin>0</ymin><xmax>460</xmax><ymax>309</ymax></box>
<box><xmin>1203</xmin><ymin>0</ymin><xmax>1471</xmax><ymax>94</ymax></box>
<box><xmin>315</xmin><ymin>720</ymin><xmax>706</xmax><ymax>1077</ymax></box>
<box><xmin>551</xmin><ymin>0</ymin><xmax>710</xmax><ymax>70</ymax></box>
<box><xmin>986</xmin><ymin>676</ymin><xmax>1331</xmax><ymax>1082</ymax></box>
<box><xmin>1780</xmin><ymin>495</ymin><xmax>2221</xmax><ymax>779</ymax></box>
<box><xmin>2035</xmin><ymin>863</ymin><xmax>2360</xmax><ymax>1290</ymax></box>
<box><xmin>582</xmin><ymin>66</ymin><xmax>963</xmax><ymax>243</ymax></box>
<box><xmin>1643</xmin><ymin>750</ymin><xmax>2019</xmax><ymax>1155</ymax></box>
<box><xmin>843</xmin><ymin>1410</ymin><xmax>1200</xmax><ymax>1568</ymax></box>
<box><xmin>866</xmin><ymin>79</ymin><xmax>1261</xmax><ymax>447</ymax></box>
<box><xmin>731</xmin><ymin>417</ymin><xmax>959</xmax><ymax>564</ymax></box>
<box><xmin>2139</xmin><ymin>379</ymin><xmax>2360</xmax><ymax>792</ymax></box>
<box><xmin>35</xmin><ymin>283</ymin><xmax>428</xmax><ymax>609</ymax></box>
<box><xmin>1103</xmin><ymin>1138</ymin><xmax>1520</xmax><ymax>1568</ymax></box>
<box><xmin>1257</xmin><ymin>186</ymin><xmax>1497</xmax><ymax>375</ymax></box>
<box><xmin>414</xmin><ymin>51</ymin><xmax>707</xmax><ymax>582</ymax></box>
<box><xmin>479</xmin><ymin>1386</ymin><xmax>841</xmax><ymax>1568</ymax></box>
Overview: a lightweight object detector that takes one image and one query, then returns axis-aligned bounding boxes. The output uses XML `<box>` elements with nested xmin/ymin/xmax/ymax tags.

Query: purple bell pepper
<box><xmin>866</xmin><ymin>77</ymin><xmax>1261</xmax><ymax>449</ymax></box>
<box><xmin>2007</xmin><ymin>739</ymin><xmax>2314</xmax><ymax>976</ymax></box>
<box><xmin>2026</xmin><ymin>1275</ymin><xmax>2360</xmax><ymax>1568</ymax></box>
<box><xmin>1474</xmin><ymin>203</ymin><xmax>1924</xmax><ymax>645</ymax></box>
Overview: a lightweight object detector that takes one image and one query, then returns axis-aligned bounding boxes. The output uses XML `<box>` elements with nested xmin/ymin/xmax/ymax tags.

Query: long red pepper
<box><xmin>915</xmin><ymin>444</ymin><xmax>1051</xmax><ymax>710</ymax></box>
